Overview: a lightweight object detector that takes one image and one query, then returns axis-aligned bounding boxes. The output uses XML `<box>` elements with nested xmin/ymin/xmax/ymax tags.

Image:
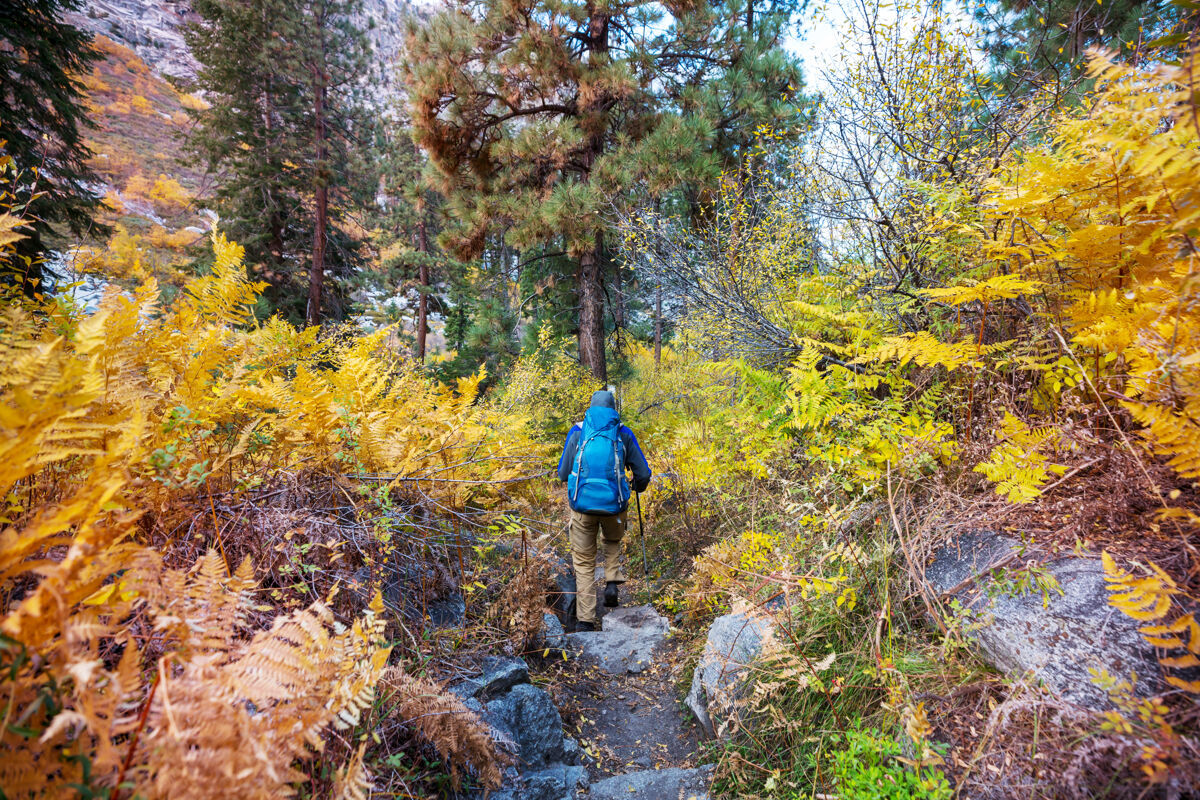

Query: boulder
<box><xmin>461</xmin><ymin>657</ymin><xmax>587</xmax><ymax>800</ymax></box>
<box><xmin>427</xmin><ymin>592</ymin><xmax>466</xmax><ymax>628</ymax></box>
<box><xmin>565</xmin><ymin>605</ymin><xmax>669</xmax><ymax>674</ymax></box>
<box><xmin>452</xmin><ymin>656</ymin><xmax>530</xmax><ymax>703</ymax></box>
<box><xmin>925</xmin><ymin>529</ymin><xmax>1162</xmax><ymax>707</ymax></box>
<box><xmin>486</xmin><ymin>762</ymin><xmax>588</xmax><ymax>800</ymax></box>
<box><xmin>686</xmin><ymin>609</ymin><xmax>775</xmax><ymax>738</ymax></box>
<box><xmin>524</xmin><ymin>763</ymin><xmax>588</xmax><ymax>800</ymax></box>
<box><xmin>588</xmin><ymin>765</ymin><xmax>714</xmax><ymax>800</ymax></box>
<box><xmin>485</xmin><ymin>683</ymin><xmax>569</xmax><ymax>769</ymax></box>
<box><xmin>541</xmin><ymin>612</ymin><xmax>568</xmax><ymax>653</ymax></box>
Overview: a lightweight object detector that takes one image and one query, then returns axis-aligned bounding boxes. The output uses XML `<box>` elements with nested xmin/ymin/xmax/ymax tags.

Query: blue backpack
<box><xmin>567</xmin><ymin>406</ymin><xmax>630</xmax><ymax>515</ymax></box>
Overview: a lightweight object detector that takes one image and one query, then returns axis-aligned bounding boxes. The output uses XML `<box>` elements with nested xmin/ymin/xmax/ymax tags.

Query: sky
<box><xmin>791</xmin><ymin>1</ymin><xmax>852</xmax><ymax>92</ymax></box>
<box><xmin>793</xmin><ymin>0</ymin><xmax>977</xmax><ymax>93</ymax></box>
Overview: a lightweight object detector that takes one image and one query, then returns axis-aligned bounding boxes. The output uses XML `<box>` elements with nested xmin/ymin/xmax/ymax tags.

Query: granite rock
<box><xmin>452</xmin><ymin>656</ymin><xmax>530</xmax><ymax>703</ymax></box>
<box><xmin>925</xmin><ymin>529</ymin><xmax>1162</xmax><ymax>707</ymax></box>
<box><xmin>685</xmin><ymin>610</ymin><xmax>774</xmax><ymax>738</ymax></box>
<box><xmin>565</xmin><ymin>605</ymin><xmax>669</xmax><ymax>674</ymax></box>
<box><xmin>485</xmin><ymin>683</ymin><xmax>568</xmax><ymax>769</ymax></box>
<box><xmin>588</xmin><ymin>765</ymin><xmax>714</xmax><ymax>800</ymax></box>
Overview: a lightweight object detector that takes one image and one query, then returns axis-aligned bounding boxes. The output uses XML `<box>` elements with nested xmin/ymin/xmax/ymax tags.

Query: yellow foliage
<box><xmin>1102</xmin><ymin>552</ymin><xmax>1200</xmax><ymax>693</ymax></box>
<box><xmin>0</xmin><ymin>229</ymin><xmax>537</xmax><ymax>796</ymax></box>
<box><xmin>973</xmin><ymin>412</ymin><xmax>1067</xmax><ymax>503</ymax></box>
<box><xmin>871</xmin><ymin>330</ymin><xmax>1008</xmax><ymax>371</ymax></box>
<box><xmin>492</xmin><ymin>325</ymin><xmax>596</xmax><ymax>438</ymax></box>
<box><xmin>971</xmin><ymin>48</ymin><xmax>1200</xmax><ymax>481</ymax></box>
<box><xmin>146</xmin><ymin>224</ymin><xmax>202</xmax><ymax>250</ymax></box>
<box><xmin>179</xmin><ymin>92</ymin><xmax>210</xmax><ymax>111</ymax></box>
<box><xmin>125</xmin><ymin>172</ymin><xmax>190</xmax><ymax>214</ymax></box>
<box><xmin>148</xmin><ymin>174</ymin><xmax>190</xmax><ymax>211</ymax></box>
<box><xmin>920</xmin><ymin>274</ymin><xmax>1044</xmax><ymax>307</ymax></box>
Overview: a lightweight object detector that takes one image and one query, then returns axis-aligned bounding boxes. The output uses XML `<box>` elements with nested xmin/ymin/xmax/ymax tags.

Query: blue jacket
<box><xmin>557</xmin><ymin>421</ymin><xmax>652</xmax><ymax>496</ymax></box>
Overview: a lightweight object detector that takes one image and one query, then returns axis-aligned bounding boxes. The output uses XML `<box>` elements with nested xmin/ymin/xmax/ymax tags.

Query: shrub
<box><xmin>178</xmin><ymin>91</ymin><xmax>210</xmax><ymax>112</ymax></box>
<box><xmin>0</xmin><ymin>229</ymin><xmax>539</xmax><ymax>795</ymax></box>
<box><xmin>819</xmin><ymin>729</ymin><xmax>952</xmax><ymax>800</ymax></box>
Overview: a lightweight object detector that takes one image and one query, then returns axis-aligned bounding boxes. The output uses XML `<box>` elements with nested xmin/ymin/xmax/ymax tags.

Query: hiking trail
<box><xmin>552</xmin><ymin>571</ymin><xmax>712</xmax><ymax>800</ymax></box>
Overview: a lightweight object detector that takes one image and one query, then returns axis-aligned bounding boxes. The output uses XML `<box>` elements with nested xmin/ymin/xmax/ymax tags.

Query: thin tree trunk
<box><xmin>306</xmin><ymin>75</ymin><xmax>327</xmax><ymax>328</ymax></box>
<box><xmin>578</xmin><ymin>239</ymin><xmax>606</xmax><ymax>382</ymax></box>
<box><xmin>613</xmin><ymin>251</ymin><xmax>626</xmax><ymax>330</ymax></box>
<box><xmin>416</xmin><ymin>214</ymin><xmax>429</xmax><ymax>361</ymax></box>
<box><xmin>576</xmin><ymin>6</ymin><xmax>609</xmax><ymax>382</ymax></box>
<box><xmin>654</xmin><ymin>280</ymin><xmax>662</xmax><ymax>366</ymax></box>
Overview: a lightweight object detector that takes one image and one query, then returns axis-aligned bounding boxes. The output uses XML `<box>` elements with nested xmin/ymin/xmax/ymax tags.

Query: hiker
<box><xmin>557</xmin><ymin>389</ymin><xmax>652</xmax><ymax>632</ymax></box>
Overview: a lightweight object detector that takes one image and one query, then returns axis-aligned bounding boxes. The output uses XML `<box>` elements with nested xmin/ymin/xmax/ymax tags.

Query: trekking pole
<box><xmin>635</xmin><ymin>491</ymin><xmax>653</xmax><ymax>605</ymax></box>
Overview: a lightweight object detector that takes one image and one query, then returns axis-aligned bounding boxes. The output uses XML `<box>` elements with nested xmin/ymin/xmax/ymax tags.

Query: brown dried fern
<box><xmin>377</xmin><ymin>666</ymin><xmax>511</xmax><ymax>790</ymax></box>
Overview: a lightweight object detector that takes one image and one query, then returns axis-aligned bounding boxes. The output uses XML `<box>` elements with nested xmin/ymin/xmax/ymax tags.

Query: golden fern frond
<box><xmin>1103</xmin><ymin>551</ymin><xmax>1200</xmax><ymax>693</ymax></box>
<box><xmin>130</xmin><ymin>588</ymin><xmax>391</xmax><ymax>799</ymax></box>
<box><xmin>1125</xmin><ymin>401</ymin><xmax>1200</xmax><ymax>479</ymax></box>
<box><xmin>1102</xmin><ymin>551</ymin><xmax>1175</xmax><ymax>622</ymax></box>
<box><xmin>178</xmin><ymin>231</ymin><xmax>264</xmax><ymax>326</ymax></box>
<box><xmin>332</xmin><ymin>742</ymin><xmax>373</xmax><ymax>800</ymax></box>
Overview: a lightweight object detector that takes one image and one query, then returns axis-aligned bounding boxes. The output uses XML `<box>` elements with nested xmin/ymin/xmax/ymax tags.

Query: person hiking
<box><xmin>556</xmin><ymin>389</ymin><xmax>652</xmax><ymax>632</ymax></box>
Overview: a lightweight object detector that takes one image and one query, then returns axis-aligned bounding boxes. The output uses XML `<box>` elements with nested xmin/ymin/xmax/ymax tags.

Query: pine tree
<box><xmin>976</xmin><ymin>0</ymin><xmax>1181</xmax><ymax>87</ymax></box>
<box><xmin>370</xmin><ymin>119</ymin><xmax>455</xmax><ymax>361</ymax></box>
<box><xmin>186</xmin><ymin>0</ymin><xmax>373</xmax><ymax>325</ymax></box>
<box><xmin>0</xmin><ymin>0</ymin><xmax>106</xmax><ymax>296</ymax></box>
<box><xmin>403</xmin><ymin>0</ymin><xmax>805</xmax><ymax>380</ymax></box>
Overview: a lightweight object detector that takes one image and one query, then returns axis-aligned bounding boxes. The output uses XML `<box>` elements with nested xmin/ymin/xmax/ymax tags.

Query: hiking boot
<box><xmin>576</xmin><ymin>620</ymin><xmax>596</xmax><ymax>632</ymax></box>
<box><xmin>604</xmin><ymin>581</ymin><xmax>619</xmax><ymax>608</ymax></box>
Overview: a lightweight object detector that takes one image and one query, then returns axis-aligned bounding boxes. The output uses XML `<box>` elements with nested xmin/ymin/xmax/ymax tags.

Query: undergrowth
<box><xmin>0</xmin><ymin>202</ymin><xmax>550</xmax><ymax>797</ymax></box>
<box><xmin>613</xmin><ymin>39</ymin><xmax>1200</xmax><ymax>800</ymax></box>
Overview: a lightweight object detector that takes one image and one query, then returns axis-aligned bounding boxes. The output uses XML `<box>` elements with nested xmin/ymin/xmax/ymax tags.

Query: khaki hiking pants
<box><xmin>569</xmin><ymin>509</ymin><xmax>628</xmax><ymax>624</ymax></box>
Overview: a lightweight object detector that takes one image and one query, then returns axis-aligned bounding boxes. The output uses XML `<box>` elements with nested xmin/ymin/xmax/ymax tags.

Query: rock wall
<box><xmin>70</xmin><ymin>0</ymin><xmax>198</xmax><ymax>79</ymax></box>
<box><xmin>70</xmin><ymin>0</ymin><xmax>421</xmax><ymax>96</ymax></box>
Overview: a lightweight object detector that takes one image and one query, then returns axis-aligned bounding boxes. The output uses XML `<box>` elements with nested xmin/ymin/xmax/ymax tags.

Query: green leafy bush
<box><xmin>819</xmin><ymin>729</ymin><xmax>952</xmax><ymax>800</ymax></box>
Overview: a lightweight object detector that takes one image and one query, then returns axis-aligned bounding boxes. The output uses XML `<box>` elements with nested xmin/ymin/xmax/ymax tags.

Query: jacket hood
<box><xmin>589</xmin><ymin>390</ymin><xmax>616</xmax><ymax>409</ymax></box>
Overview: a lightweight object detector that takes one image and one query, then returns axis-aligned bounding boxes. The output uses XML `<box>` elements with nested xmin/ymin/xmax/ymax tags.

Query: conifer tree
<box><xmin>0</xmin><ymin>0</ymin><xmax>105</xmax><ymax>296</ymax></box>
<box><xmin>186</xmin><ymin>0</ymin><xmax>372</xmax><ymax>325</ymax></box>
<box><xmin>371</xmin><ymin>119</ymin><xmax>454</xmax><ymax>361</ymax></box>
<box><xmin>976</xmin><ymin>0</ymin><xmax>1181</xmax><ymax>87</ymax></box>
<box><xmin>403</xmin><ymin>0</ymin><xmax>805</xmax><ymax>380</ymax></box>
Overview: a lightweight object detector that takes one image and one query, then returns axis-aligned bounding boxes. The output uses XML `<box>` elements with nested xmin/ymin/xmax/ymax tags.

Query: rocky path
<box><xmin>557</xmin><ymin>604</ymin><xmax>712</xmax><ymax>800</ymax></box>
<box><xmin>456</xmin><ymin>563</ymin><xmax>714</xmax><ymax>800</ymax></box>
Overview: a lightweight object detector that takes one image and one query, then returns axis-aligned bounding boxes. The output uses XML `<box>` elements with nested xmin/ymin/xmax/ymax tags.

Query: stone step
<box><xmin>586</xmin><ymin>765</ymin><xmax>714</xmax><ymax>800</ymax></box>
<box><xmin>565</xmin><ymin>605</ymin><xmax>669</xmax><ymax>674</ymax></box>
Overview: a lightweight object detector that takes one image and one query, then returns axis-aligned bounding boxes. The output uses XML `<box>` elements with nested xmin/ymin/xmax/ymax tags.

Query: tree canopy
<box><xmin>403</xmin><ymin>0</ymin><xmax>807</xmax><ymax>379</ymax></box>
<box><xmin>0</xmin><ymin>0</ymin><xmax>105</xmax><ymax>295</ymax></box>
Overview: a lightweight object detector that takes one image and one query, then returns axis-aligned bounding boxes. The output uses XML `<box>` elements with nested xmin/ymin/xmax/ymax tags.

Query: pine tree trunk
<box><xmin>654</xmin><ymin>280</ymin><xmax>662</xmax><ymax>366</ymax></box>
<box><xmin>576</xmin><ymin>6</ymin><xmax>610</xmax><ymax>383</ymax></box>
<box><xmin>306</xmin><ymin>77</ymin><xmax>327</xmax><ymax>328</ymax></box>
<box><xmin>416</xmin><ymin>215</ymin><xmax>429</xmax><ymax>362</ymax></box>
<box><xmin>578</xmin><ymin>241</ymin><xmax>606</xmax><ymax>383</ymax></box>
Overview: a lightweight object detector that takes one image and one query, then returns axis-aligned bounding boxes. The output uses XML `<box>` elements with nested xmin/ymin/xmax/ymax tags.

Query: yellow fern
<box><xmin>1102</xmin><ymin>551</ymin><xmax>1200</xmax><ymax>692</ymax></box>
<box><xmin>973</xmin><ymin>412</ymin><xmax>1067</xmax><ymax>504</ymax></box>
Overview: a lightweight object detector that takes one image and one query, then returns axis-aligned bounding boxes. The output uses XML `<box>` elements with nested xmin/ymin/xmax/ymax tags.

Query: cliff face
<box><xmin>68</xmin><ymin>0</ymin><xmax>416</xmax><ymax>90</ymax></box>
<box><xmin>69</xmin><ymin>1</ymin><xmax>198</xmax><ymax>80</ymax></box>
